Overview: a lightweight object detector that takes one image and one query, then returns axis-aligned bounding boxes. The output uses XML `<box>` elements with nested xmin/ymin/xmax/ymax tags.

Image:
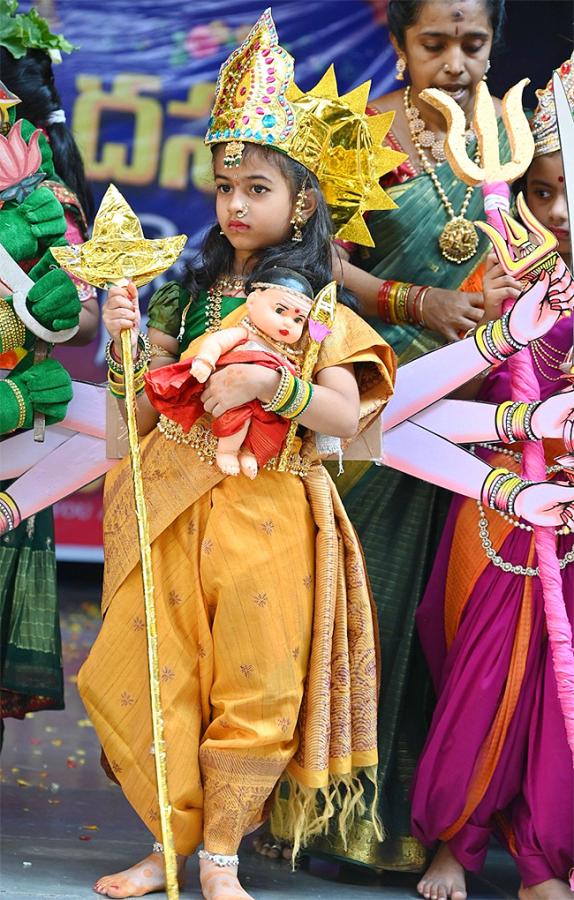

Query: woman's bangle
<box><xmin>262</xmin><ymin>366</ymin><xmax>295</xmax><ymax>413</ymax></box>
<box><xmin>377</xmin><ymin>281</ymin><xmax>394</xmax><ymax>322</ymax></box>
<box><xmin>105</xmin><ymin>331</ymin><xmax>152</xmax><ymax>376</ymax></box>
<box><xmin>481</xmin><ymin>466</ymin><xmax>532</xmax><ymax>516</ymax></box>
<box><xmin>414</xmin><ymin>285</ymin><xmax>429</xmax><ymax>327</ymax></box>
<box><xmin>378</xmin><ymin>281</ymin><xmax>429</xmax><ymax>326</ymax></box>
<box><xmin>495</xmin><ymin>400</ymin><xmax>540</xmax><ymax>443</ymax></box>
<box><xmin>107</xmin><ymin>364</ymin><xmax>148</xmax><ymax>398</ymax></box>
<box><xmin>474</xmin><ymin>311</ymin><xmax>526</xmax><ymax>364</ymax></box>
<box><xmin>281</xmin><ymin>379</ymin><xmax>313</xmax><ymax>419</ymax></box>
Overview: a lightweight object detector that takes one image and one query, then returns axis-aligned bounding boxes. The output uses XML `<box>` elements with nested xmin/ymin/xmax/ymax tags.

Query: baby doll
<box><xmin>145</xmin><ymin>267</ymin><xmax>314</xmax><ymax>478</ymax></box>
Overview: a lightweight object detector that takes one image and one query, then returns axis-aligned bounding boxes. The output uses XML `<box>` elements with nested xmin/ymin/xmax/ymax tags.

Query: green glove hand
<box><xmin>20</xmin><ymin>187</ymin><xmax>67</xmax><ymax>244</ymax></box>
<box><xmin>26</xmin><ymin>268</ymin><xmax>81</xmax><ymax>332</ymax></box>
<box><xmin>0</xmin><ymin>377</ymin><xmax>33</xmax><ymax>433</ymax></box>
<box><xmin>0</xmin><ymin>206</ymin><xmax>39</xmax><ymax>260</ymax></box>
<box><xmin>28</xmin><ymin>239</ymin><xmax>68</xmax><ymax>282</ymax></box>
<box><xmin>0</xmin><ymin>188</ymin><xmax>66</xmax><ymax>262</ymax></box>
<box><xmin>11</xmin><ymin>357</ymin><xmax>73</xmax><ymax>426</ymax></box>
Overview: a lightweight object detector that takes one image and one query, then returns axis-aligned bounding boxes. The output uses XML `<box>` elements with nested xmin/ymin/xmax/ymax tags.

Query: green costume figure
<box><xmin>0</xmin><ymin>1</ymin><xmax>91</xmax><ymax>725</ymax></box>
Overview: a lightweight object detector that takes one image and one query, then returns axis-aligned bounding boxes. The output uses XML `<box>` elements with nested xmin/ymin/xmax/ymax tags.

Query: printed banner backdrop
<box><xmin>18</xmin><ymin>0</ymin><xmax>394</xmax><ymax>560</ymax></box>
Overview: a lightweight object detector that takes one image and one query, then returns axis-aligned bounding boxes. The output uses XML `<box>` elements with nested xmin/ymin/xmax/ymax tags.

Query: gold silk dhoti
<box><xmin>78</xmin><ymin>303</ymin><xmax>396</xmax><ymax>857</ymax></box>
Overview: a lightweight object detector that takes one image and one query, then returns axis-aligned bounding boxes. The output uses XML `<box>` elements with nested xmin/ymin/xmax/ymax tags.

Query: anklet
<box><xmin>152</xmin><ymin>842</ymin><xmax>164</xmax><ymax>854</ymax></box>
<box><xmin>198</xmin><ymin>849</ymin><xmax>239</xmax><ymax>867</ymax></box>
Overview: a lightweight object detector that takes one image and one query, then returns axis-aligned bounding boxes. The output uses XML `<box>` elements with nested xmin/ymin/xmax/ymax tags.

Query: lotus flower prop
<box><xmin>0</xmin><ymin>119</ymin><xmax>45</xmax><ymax>204</ymax></box>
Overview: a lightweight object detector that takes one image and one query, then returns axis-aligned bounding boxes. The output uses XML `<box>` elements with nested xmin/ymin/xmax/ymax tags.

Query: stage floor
<box><xmin>1</xmin><ymin>565</ymin><xmax>520</xmax><ymax>900</ymax></box>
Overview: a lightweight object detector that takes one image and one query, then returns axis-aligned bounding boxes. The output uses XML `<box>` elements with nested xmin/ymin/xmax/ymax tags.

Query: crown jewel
<box><xmin>531</xmin><ymin>52</ymin><xmax>574</xmax><ymax>157</ymax></box>
<box><xmin>204</xmin><ymin>9</ymin><xmax>406</xmax><ymax>246</ymax></box>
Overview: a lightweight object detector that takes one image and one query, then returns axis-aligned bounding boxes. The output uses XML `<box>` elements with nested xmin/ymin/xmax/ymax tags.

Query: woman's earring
<box><xmin>290</xmin><ymin>186</ymin><xmax>307</xmax><ymax>242</ymax></box>
<box><xmin>395</xmin><ymin>53</ymin><xmax>407</xmax><ymax>81</ymax></box>
<box><xmin>482</xmin><ymin>59</ymin><xmax>491</xmax><ymax>81</ymax></box>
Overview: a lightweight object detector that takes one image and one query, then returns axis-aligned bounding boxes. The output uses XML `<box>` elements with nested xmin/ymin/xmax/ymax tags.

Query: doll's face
<box><xmin>246</xmin><ymin>287</ymin><xmax>309</xmax><ymax>344</ymax></box>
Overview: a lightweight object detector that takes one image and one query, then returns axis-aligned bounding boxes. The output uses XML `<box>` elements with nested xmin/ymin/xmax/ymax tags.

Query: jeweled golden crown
<box><xmin>531</xmin><ymin>52</ymin><xmax>574</xmax><ymax>157</ymax></box>
<box><xmin>204</xmin><ymin>8</ymin><xmax>406</xmax><ymax>246</ymax></box>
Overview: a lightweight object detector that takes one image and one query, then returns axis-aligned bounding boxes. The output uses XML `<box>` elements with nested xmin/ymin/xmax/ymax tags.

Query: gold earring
<box><xmin>395</xmin><ymin>53</ymin><xmax>407</xmax><ymax>81</ymax></box>
<box><xmin>290</xmin><ymin>185</ymin><xmax>307</xmax><ymax>242</ymax></box>
<box><xmin>482</xmin><ymin>59</ymin><xmax>491</xmax><ymax>82</ymax></box>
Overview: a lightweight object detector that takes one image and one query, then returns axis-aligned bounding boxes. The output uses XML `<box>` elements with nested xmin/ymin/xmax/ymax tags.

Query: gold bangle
<box><xmin>5</xmin><ymin>379</ymin><xmax>27</xmax><ymax>431</ymax></box>
<box><xmin>0</xmin><ymin>298</ymin><xmax>26</xmax><ymax>353</ymax></box>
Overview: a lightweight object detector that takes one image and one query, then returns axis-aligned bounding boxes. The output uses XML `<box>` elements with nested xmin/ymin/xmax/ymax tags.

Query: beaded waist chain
<box><xmin>157</xmin><ymin>415</ymin><xmax>312</xmax><ymax>478</ymax></box>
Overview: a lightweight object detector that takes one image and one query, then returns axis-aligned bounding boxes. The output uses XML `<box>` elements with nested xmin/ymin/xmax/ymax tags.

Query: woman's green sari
<box><xmin>313</xmin><ymin>126</ymin><xmax>509</xmax><ymax>872</ymax></box>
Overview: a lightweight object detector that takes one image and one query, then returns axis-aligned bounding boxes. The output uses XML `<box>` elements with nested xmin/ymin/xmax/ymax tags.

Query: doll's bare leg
<box><xmin>238</xmin><ymin>448</ymin><xmax>258</xmax><ymax>480</ymax></box>
<box><xmin>216</xmin><ymin>421</ymin><xmax>251</xmax><ymax>476</ymax></box>
<box><xmin>93</xmin><ymin>849</ymin><xmax>187</xmax><ymax>897</ymax></box>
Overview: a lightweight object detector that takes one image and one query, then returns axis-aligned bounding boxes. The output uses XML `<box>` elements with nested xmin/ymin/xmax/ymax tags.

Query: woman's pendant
<box><xmin>439</xmin><ymin>216</ymin><xmax>479</xmax><ymax>264</ymax></box>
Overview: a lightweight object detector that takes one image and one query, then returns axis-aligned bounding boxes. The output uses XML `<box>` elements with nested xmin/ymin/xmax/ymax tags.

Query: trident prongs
<box><xmin>310</xmin><ymin>280</ymin><xmax>337</xmax><ymax>325</ymax></box>
<box><xmin>476</xmin><ymin>192</ymin><xmax>558</xmax><ymax>279</ymax></box>
<box><xmin>420</xmin><ymin>79</ymin><xmax>535</xmax><ymax>186</ymax></box>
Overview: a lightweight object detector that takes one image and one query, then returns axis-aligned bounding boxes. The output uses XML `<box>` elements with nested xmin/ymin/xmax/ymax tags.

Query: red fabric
<box><xmin>145</xmin><ymin>349</ymin><xmax>293</xmax><ymax>467</ymax></box>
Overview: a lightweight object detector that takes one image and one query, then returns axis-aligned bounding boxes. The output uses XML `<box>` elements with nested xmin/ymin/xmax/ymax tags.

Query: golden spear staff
<box><xmin>52</xmin><ymin>185</ymin><xmax>187</xmax><ymax>900</ymax></box>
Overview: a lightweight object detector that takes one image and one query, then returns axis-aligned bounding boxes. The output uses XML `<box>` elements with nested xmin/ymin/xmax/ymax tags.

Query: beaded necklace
<box><xmin>404</xmin><ymin>87</ymin><xmax>479</xmax><ymax>264</ymax></box>
<box><xmin>530</xmin><ymin>337</ymin><xmax>569</xmax><ymax>383</ymax></box>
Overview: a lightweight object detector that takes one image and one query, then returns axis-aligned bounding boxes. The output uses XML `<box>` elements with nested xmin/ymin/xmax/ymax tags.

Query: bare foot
<box><xmin>252</xmin><ymin>833</ymin><xmax>292</xmax><ymax>861</ymax></box>
<box><xmin>417</xmin><ymin>843</ymin><xmax>467</xmax><ymax>900</ymax></box>
<box><xmin>519</xmin><ymin>880</ymin><xmax>573</xmax><ymax>899</ymax></box>
<box><xmin>199</xmin><ymin>857</ymin><xmax>254</xmax><ymax>899</ymax></box>
<box><xmin>93</xmin><ymin>851</ymin><xmax>186</xmax><ymax>898</ymax></box>
<box><xmin>239</xmin><ymin>451</ymin><xmax>258</xmax><ymax>480</ymax></box>
<box><xmin>216</xmin><ymin>452</ymin><xmax>241</xmax><ymax>476</ymax></box>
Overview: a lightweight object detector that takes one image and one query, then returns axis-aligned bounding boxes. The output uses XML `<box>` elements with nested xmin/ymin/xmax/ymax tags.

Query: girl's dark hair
<box><xmin>388</xmin><ymin>0</ymin><xmax>506</xmax><ymax>49</ymax></box>
<box><xmin>1</xmin><ymin>47</ymin><xmax>94</xmax><ymax>221</ymax></box>
<box><xmin>184</xmin><ymin>142</ymin><xmax>358</xmax><ymax>311</ymax></box>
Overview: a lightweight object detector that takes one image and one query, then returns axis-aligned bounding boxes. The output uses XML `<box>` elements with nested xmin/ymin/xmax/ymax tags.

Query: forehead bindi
<box><xmin>414</xmin><ymin>0</ymin><xmax>491</xmax><ymax>36</ymax></box>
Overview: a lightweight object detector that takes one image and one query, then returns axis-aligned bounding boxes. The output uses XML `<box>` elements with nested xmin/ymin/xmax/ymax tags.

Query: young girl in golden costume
<box><xmin>78</xmin><ymin>11</ymin><xmax>398</xmax><ymax>899</ymax></box>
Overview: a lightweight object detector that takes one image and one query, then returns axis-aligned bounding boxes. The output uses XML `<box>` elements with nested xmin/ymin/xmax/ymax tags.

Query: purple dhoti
<box><xmin>410</xmin><ymin>318</ymin><xmax>574</xmax><ymax>888</ymax></box>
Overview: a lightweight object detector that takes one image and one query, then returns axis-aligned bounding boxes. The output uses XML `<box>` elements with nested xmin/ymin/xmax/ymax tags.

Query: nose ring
<box><xmin>236</xmin><ymin>204</ymin><xmax>249</xmax><ymax>219</ymax></box>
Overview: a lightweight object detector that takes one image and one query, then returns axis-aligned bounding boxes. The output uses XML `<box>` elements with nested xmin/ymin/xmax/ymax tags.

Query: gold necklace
<box><xmin>530</xmin><ymin>340</ymin><xmax>568</xmax><ymax>382</ymax></box>
<box><xmin>243</xmin><ymin>317</ymin><xmax>304</xmax><ymax>364</ymax></box>
<box><xmin>178</xmin><ymin>275</ymin><xmax>246</xmax><ymax>342</ymax></box>
<box><xmin>404</xmin><ymin>87</ymin><xmax>479</xmax><ymax>264</ymax></box>
<box><xmin>404</xmin><ymin>87</ymin><xmax>475</xmax><ymax>164</ymax></box>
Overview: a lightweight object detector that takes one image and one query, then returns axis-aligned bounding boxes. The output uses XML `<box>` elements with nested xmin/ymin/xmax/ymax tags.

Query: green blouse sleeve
<box><xmin>146</xmin><ymin>281</ymin><xmax>190</xmax><ymax>338</ymax></box>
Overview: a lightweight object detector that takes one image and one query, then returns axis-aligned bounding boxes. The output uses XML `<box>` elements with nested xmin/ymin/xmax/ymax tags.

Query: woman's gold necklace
<box><xmin>178</xmin><ymin>275</ymin><xmax>246</xmax><ymax>342</ymax></box>
<box><xmin>404</xmin><ymin>86</ymin><xmax>479</xmax><ymax>264</ymax></box>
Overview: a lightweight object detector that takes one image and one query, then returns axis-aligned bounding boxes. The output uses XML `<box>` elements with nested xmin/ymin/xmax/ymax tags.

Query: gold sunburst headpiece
<box><xmin>204</xmin><ymin>8</ymin><xmax>406</xmax><ymax>247</ymax></box>
<box><xmin>531</xmin><ymin>52</ymin><xmax>574</xmax><ymax>157</ymax></box>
